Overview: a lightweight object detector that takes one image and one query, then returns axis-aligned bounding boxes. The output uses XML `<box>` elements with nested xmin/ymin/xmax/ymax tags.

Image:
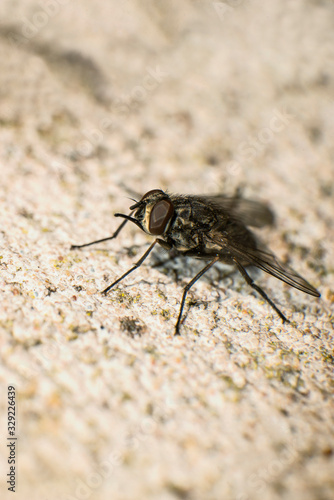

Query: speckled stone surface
<box><xmin>0</xmin><ymin>1</ymin><xmax>333</xmax><ymax>499</ymax></box>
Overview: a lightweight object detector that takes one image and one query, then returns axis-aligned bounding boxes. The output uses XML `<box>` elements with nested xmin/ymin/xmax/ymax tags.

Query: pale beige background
<box><xmin>0</xmin><ymin>1</ymin><xmax>333</xmax><ymax>499</ymax></box>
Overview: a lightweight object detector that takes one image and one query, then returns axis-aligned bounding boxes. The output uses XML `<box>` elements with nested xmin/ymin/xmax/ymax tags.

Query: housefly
<box><xmin>71</xmin><ymin>189</ymin><xmax>320</xmax><ymax>335</ymax></box>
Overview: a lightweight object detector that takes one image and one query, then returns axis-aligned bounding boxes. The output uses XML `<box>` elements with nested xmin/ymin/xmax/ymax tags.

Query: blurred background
<box><xmin>0</xmin><ymin>1</ymin><xmax>333</xmax><ymax>500</ymax></box>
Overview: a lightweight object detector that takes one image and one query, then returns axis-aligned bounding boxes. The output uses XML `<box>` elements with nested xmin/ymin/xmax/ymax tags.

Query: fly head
<box><xmin>115</xmin><ymin>189</ymin><xmax>175</xmax><ymax>236</ymax></box>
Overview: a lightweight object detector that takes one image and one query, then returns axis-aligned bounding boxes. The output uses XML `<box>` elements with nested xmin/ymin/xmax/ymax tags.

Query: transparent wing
<box><xmin>203</xmin><ymin>195</ymin><xmax>275</xmax><ymax>228</ymax></box>
<box><xmin>209</xmin><ymin>233</ymin><xmax>320</xmax><ymax>297</ymax></box>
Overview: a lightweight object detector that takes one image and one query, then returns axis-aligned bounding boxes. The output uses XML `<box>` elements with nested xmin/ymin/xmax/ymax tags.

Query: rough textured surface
<box><xmin>0</xmin><ymin>1</ymin><xmax>333</xmax><ymax>499</ymax></box>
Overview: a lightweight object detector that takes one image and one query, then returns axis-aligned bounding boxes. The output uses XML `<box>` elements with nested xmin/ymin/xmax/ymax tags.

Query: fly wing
<box><xmin>203</xmin><ymin>195</ymin><xmax>275</xmax><ymax>228</ymax></box>
<box><xmin>209</xmin><ymin>233</ymin><xmax>320</xmax><ymax>297</ymax></box>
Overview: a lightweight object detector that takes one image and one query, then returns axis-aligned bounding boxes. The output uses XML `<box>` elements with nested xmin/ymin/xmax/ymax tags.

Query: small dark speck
<box><xmin>317</xmin><ymin>72</ymin><xmax>330</xmax><ymax>87</ymax></box>
<box><xmin>167</xmin><ymin>483</ymin><xmax>191</xmax><ymax>499</ymax></box>
<box><xmin>319</xmin><ymin>183</ymin><xmax>332</xmax><ymax>198</ymax></box>
<box><xmin>120</xmin><ymin>316</ymin><xmax>146</xmax><ymax>338</ymax></box>
<box><xmin>322</xmin><ymin>446</ymin><xmax>333</xmax><ymax>458</ymax></box>
<box><xmin>46</xmin><ymin>285</ymin><xmax>57</xmax><ymax>296</ymax></box>
<box><xmin>206</xmin><ymin>154</ymin><xmax>219</xmax><ymax>166</ymax></box>
<box><xmin>308</xmin><ymin>126</ymin><xmax>322</xmax><ymax>143</ymax></box>
<box><xmin>73</xmin><ymin>285</ymin><xmax>83</xmax><ymax>292</ymax></box>
<box><xmin>18</xmin><ymin>208</ymin><xmax>34</xmax><ymax>219</ymax></box>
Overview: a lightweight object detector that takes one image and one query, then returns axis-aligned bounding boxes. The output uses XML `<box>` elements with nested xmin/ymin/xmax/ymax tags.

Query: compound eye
<box><xmin>149</xmin><ymin>200</ymin><xmax>174</xmax><ymax>235</ymax></box>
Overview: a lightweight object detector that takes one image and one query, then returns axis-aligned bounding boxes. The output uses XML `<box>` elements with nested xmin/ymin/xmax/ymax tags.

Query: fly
<box><xmin>70</xmin><ymin>189</ymin><xmax>320</xmax><ymax>335</ymax></box>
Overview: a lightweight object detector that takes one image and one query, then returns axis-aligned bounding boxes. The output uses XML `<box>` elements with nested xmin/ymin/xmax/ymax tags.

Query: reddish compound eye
<box><xmin>149</xmin><ymin>199</ymin><xmax>174</xmax><ymax>235</ymax></box>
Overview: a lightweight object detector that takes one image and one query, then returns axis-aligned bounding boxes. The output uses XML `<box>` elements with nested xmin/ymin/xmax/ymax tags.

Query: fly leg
<box><xmin>70</xmin><ymin>212</ymin><xmax>133</xmax><ymax>249</ymax></box>
<box><xmin>175</xmin><ymin>256</ymin><xmax>220</xmax><ymax>336</ymax></box>
<box><xmin>101</xmin><ymin>240</ymin><xmax>157</xmax><ymax>295</ymax></box>
<box><xmin>232</xmin><ymin>258</ymin><xmax>290</xmax><ymax>323</ymax></box>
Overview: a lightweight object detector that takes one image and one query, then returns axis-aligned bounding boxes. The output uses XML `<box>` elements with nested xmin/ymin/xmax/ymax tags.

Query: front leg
<box><xmin>71</xmin><ymin>212</ymin><xmax>133</xmax><ymax>249</ymax></box>
<box><xmin>101</xmin><ymin>240</ymin><xmax>158</xmax><ymax>294</ymax></box>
